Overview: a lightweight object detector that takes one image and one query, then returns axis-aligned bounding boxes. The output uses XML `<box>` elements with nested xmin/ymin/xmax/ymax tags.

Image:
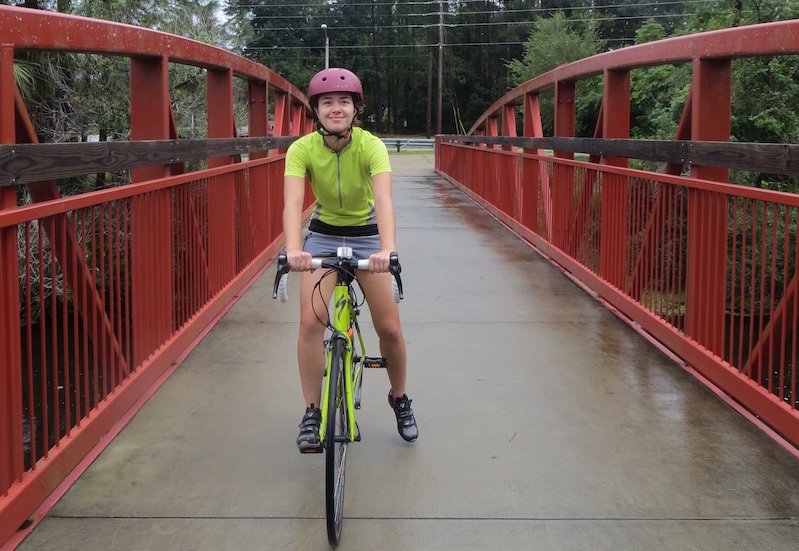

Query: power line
<box><xmin>244</xmin><ymin>1</ymin><xmax>718</xmax><ymax>18</ymax></box>
<box><xmin>243</xmin><ymin>41</ymin><xmax>527</xmax><ymax>51</ymax></box>
<box><xmin>233</xmin><ymin>0</ymin><xmax>443</xmax><ymax>7</ymax></box>
<box><xmin>247</xmin><ymin>12</ymin><xmax>707</xmax><ymax>34</ymax></box>
<box><xmin>233</xmin><ymin>0</ymin><xmax>721</xmax><ymax>10</ymax></box>
<box><xmin>419</xmin><ymin>0</ymin><xmax>721</xmax><ymax>17</ymax></box>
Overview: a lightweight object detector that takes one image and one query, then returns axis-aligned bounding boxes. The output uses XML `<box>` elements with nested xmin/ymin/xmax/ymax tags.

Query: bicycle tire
<box><xmin>325</xmin><ymin>338</ymin><xmax>348</xmax><ymax>546</ymax></box>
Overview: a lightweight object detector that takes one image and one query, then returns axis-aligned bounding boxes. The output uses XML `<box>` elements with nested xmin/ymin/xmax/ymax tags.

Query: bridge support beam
<box><xmin>130</xmin><ymin>56</ymin><xmax>174</xmax><ymax>364</ymax></box>
<box><xmin>522</xmin><ymin>93</ymin><xmax>545</xmax><ymax>234</ymax></box>
<box><xmin>552</xmin><ymin>81</ymin><xmax>576</xmax><ymax>251</ymax></box>
<box><xmin>600</xmin><ymin>69</ymin><xmax>631</xmax><ymax>289</ymax></box>
<box><xmin>248</xmin><ymin>79</ymin><xmax>269</xmax><ymax>161</ymax></box>
<box><xmin>246</xmin><ymin>78</ymin><xmax>271</xmax><ymax>257</ymax></box>
<box><xmin>130</xmin><ymin>56</ymin><xmax>170</xmax><ymax>181</ymax></box>
<box><xmin>0</xmin><ymin>43</ymin><xmax>23</xmax><ymax>499</ymax></box>
<box><xmin>206</xmin><ymin>68</ymin><xmax>237</xmax><ymax>292</ymax></box>
<box><xmin>291</xmin><ymin>103</ymin><xmax>305</xmax><ymax>138</ymax></box>
<box><xmin>502</xmin><ymin>104</ymin><xmax>520</xmax><ymax>219</ymax></box>
<box><xmin>484</xmin><ymin>116</ymin><xmax>499</xmax><ymax>208</ymax></box>
<box><xmin>686</xmin><ymin>58</ymin><xmax>731</xmax><ymax>357</ymax></box>
<box><xmin>207</xmin><ymin>68</ymin><xmax>235</xmax><ymax>168</ymax></box>
<box><xmin>273</xmin><ymin>91</ymin><xmax>291</xmax><ymax>153</ymax></box>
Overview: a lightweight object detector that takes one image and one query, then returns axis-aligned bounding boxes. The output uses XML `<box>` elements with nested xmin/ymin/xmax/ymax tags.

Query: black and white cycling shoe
<box><xmin>388</xmin><ymin>391</ymin><xmax>419</xmax><ymax>442</ymax></box>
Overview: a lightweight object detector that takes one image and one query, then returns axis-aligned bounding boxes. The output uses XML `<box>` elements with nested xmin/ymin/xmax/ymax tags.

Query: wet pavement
<box><xmin>14</xmin><ymin>154</ymin><xmax>799</xmax><ymax>550</ymax></box>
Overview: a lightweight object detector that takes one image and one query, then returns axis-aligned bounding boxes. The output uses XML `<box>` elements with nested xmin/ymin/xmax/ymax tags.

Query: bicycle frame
<box><xmin>271</xmin><ymin>247</ymin><xmax>403</xmax><ymax>448</ymax></box>
<box><xmin>318</xmin><ymin>276</ymin><xmax>364</xmax><ymax>444</ymax></box>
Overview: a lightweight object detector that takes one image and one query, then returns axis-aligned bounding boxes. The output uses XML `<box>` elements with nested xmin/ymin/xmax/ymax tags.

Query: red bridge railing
<box><xmin>0</xmin><ymin>6</ymin><xmax>312</xmax><ymax>544</ymax></box>
<box><xmin>436</xmin><ymin>19</ymin><xmax>799</xmax><ymax>454</ymax></box>
<box><xmin>4</xmin><ymin>5</ymin><xmax>799</xmax><ymax>547</ymax></box>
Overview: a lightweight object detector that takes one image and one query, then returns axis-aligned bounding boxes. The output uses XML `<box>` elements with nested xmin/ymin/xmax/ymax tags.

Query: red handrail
<box><xmin>0</xmin><ymin>6</ymin><xmax>313</xmax><ymax>545</ymax></box>
<box><xmin>469</xmin><ymin>18</ymin><xmax>799</xmax><ymax>136</ymax></box>
<box><xmin>437</xmin><ymin>19</ymin><xmax>799</xmax><ymax>457</ymax></box>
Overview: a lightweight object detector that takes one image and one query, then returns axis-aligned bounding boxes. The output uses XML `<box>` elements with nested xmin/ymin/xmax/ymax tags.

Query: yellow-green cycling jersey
<box><xmin>284</xmin><ymin>127</ymin><xmax>392</xmax><ymax>228</ymax></box>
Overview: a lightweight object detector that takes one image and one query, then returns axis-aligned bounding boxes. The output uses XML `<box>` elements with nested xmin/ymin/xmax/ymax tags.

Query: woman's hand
<box><xmin>287</xmin><ymin>249</ymin><xmax>313</xmax><ymax>271</ymax></box>
<box><xmin>368</xmin><ymin>249</ymin><xmax>394</xmax><ymax>273</ymax></box>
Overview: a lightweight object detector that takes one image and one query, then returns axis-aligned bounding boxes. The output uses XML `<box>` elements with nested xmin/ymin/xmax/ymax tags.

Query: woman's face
<box><xmin>315</xmin><ymin>93</ymin><xmax>355</xmax><ymax>134</ymax></box>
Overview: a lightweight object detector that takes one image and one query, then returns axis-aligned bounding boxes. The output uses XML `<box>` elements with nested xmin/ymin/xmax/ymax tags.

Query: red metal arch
<box><xmin>0</xmin><ymin>6</ymin><xmax>314</xmax><ymax>545</ymax></box>
<box><xmin>469</xmin><ymin>18</ymin><xmax>799</xmax><ymax>136</ymax></box>
<box><xmin>439</xmin><ymin>19</ymin><xmax>799</xmax><ymax>458</ymax></box>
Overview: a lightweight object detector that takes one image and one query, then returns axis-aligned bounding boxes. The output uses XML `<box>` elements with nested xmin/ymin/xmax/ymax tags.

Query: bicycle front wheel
<box><xmin>325</xmin><ymin>338</ymin><xmax>348</xmax><ymax>546</ymax></box>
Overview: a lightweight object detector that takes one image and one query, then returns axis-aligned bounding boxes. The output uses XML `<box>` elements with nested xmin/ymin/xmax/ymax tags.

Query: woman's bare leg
<box><xmin>355</xmin><ymin>270</ymin><xmax>407</xmax><ymax>396</ymax></box>
<box><xmin>297</xmin><ymin>269</ymin><xmax>335</xmax><ymax>407</ymax></box>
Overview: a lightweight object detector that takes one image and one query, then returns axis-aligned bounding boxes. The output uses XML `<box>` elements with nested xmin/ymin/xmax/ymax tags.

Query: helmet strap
<box><xmin>317</xmin><ymin>122</ymin><xmax>353</xmax><ymax>144</ymax></box>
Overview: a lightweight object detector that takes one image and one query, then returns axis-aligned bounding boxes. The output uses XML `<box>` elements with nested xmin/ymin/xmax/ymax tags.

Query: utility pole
<box><xmin>372</xmin><ymin>2</ymin><xmax>382</xmax><ymax>133</ymax></box>
<box><xmin>437</xmin><ymin>0</ymin><xmax>443</xmax><ymax>135</ymax></box>
<box><xmin>427</xmin><ymin>51</ymin><xmax>433</xmax><ymax>138</ymax></box>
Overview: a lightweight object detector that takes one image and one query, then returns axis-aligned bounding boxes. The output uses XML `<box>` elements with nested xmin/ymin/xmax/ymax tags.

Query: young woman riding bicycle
<box><xmin>282</xmin><ymin>67</ymin><xmax>418</xmax><ymax>452</ymax></box>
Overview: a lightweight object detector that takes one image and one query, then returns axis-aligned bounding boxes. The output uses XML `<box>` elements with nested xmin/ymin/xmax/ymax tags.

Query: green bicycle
<box><xmin>272</xmin><ymin>246</ymin><xmax>404</xmax><ymax>546</ymax></box>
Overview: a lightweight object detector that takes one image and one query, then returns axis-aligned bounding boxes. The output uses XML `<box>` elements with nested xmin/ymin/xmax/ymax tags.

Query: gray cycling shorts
<box><xmin>303</xmin><ymin>231</ymin><xmax>381</xmax><ymax>261</ymax></box>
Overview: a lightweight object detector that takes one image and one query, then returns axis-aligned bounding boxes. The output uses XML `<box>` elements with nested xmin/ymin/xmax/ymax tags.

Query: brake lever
<box><xmin>389</xmin><ymin>252</ymin><xmax>404</xmax><ymax>300</ymax></box>
<box><xmin>272</xmin><ymin>251</ymin><xmax>290</xmax><ymax>299</ymax></box>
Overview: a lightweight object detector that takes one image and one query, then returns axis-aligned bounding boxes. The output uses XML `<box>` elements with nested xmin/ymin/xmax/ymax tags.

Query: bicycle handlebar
<box><xmin>311</xmin><ymin>258</ymin><xmax>370</xmax><ymax>270</ymax></box>
<box><xmin>272</xmin><ymin>249</ymin><xmax>404</xmax><ymax>303</ymax></box>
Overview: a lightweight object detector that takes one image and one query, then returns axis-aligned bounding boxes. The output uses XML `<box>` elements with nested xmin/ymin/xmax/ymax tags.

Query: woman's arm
<box><xmin>370</xmin><ymin>171</ymin><xmax>396</xmax><ymax>272</ymax></box>
<box><xmin>283</xmin><ymin>175</ymin><xmax>312</xmax><ymax>270</ymax></box>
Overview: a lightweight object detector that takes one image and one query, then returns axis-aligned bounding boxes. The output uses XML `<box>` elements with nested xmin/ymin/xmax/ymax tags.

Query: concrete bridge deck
<box><xmin>14</xmin><ymin>155</ymin><xmax>799</xmax><ymax>550</ymax></box>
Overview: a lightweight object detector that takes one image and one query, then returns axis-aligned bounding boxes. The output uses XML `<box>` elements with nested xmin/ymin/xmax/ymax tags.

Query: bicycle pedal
<box><xmin>363</xmin><ymin>356</ymin><xmax>387</xmax><ymax>369</ymax></box>
<box><xmin>300</xmin><ymin>445</ymin><xmax>323</xmax><ymax>455</ymax></box>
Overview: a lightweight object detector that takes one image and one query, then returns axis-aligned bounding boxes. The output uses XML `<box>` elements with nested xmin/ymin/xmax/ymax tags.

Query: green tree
<box><xmin>225</xmin><ymin>0</ymin><xmax>328</xmax><ymax>89</ymax></box>
<box><xmin>444</xmin><ymin>1</ymin><xmax>528</xmax><ymax>132</ymax></box>
<box><xmin>629</xmin><ymin>19</ymin><xmax>691</xmax><ymax>140</ymax></box>
<box><xmin>508</xmin><ymin>12</ymin><xmax>604</xmax><ymax>83</ymax></box>
<box><xmin>507</xmin><ymin>11</ymin><xmax>605</xmax><ymax>136</ymax></box>
<box><xmin>681</xmin><ymin>0</ymin><xmax>799</xmax><ymax>189</ymax></box>
<box><xmin>593</xmin><ymin>0</ymin><xmax>699</xmax><ymax>47</ymax></box>
<box><xmin>378</xmin><ymin>1</ymin><xmax>430</xmax><ymax>134</ymax></box>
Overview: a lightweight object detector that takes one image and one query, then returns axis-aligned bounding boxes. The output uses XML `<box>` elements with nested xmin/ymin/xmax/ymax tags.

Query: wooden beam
<box><xmin>0</xmin><ymin>137</ymin><xmax>296</xmax><ymax>186</ymax></box>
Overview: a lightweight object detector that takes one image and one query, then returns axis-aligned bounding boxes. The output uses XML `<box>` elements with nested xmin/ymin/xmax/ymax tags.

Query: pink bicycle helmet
<box><xmin>307</xmin><ymin>68</ymin><xmax>363</xmax><ymax>103</ymax></box>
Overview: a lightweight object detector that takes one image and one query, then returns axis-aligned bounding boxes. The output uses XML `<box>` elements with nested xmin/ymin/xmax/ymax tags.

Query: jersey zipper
<box><xmin>336</xmin><ymin>151</ymin><xmax>343</xmax><ymax>208</ymax></box>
